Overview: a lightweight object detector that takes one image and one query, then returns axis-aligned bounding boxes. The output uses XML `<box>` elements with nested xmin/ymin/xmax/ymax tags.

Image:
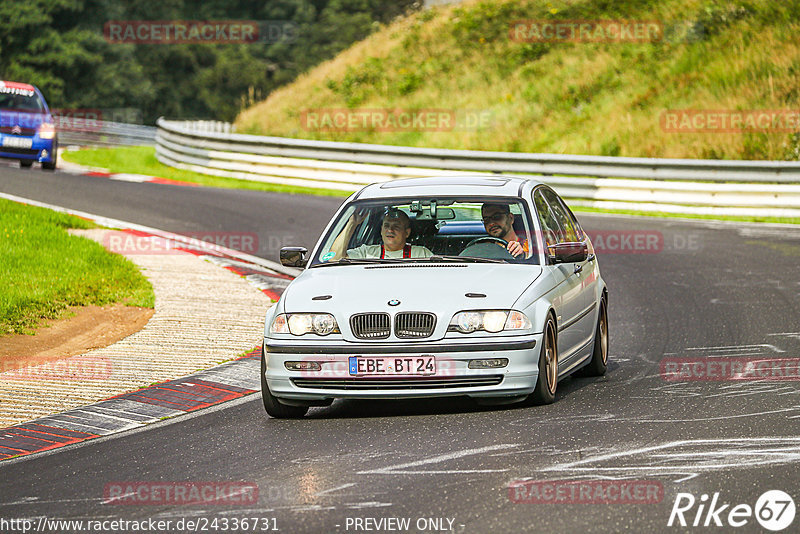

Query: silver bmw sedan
<box><xmin>261</xmin><ymin>175</ymin><xmax>609</xmax><ymax>417</ymax></box>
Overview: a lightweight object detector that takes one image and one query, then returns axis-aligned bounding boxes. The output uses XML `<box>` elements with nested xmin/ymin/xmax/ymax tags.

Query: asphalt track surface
<box><xmin>2</xmin><ymin>165</ymin><xmax>800</xmax><ymax>533</ymax></box>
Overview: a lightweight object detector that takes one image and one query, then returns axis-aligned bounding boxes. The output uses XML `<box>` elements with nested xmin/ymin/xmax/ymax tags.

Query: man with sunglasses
<box><xmin>481</xmin><ymin>203</ymin><xmax>528</xmax><ymax>257</ymax></box>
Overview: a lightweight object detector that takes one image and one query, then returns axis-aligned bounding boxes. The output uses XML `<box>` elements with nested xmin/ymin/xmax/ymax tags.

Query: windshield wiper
<box><xmin>425</xmin><ymin>255</ymin><xmax>507</xmax><ymax>264</ymax></box>
<box><xmin>311</xmin><ymin>257</ymin><xmax>405</xmax><ymax>267</ymax></box>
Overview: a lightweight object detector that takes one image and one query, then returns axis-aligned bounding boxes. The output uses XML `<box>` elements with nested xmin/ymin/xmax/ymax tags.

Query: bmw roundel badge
<box><xmin>388</xmin><ymin>299</ymin><xmax>401</xmax><ymax>306</ymax></box>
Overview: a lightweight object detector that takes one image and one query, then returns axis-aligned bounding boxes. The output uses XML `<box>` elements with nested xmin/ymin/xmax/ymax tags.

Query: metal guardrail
<box><xmin>60</xmin><ymin>120</ymin><xmax>156</xmax><ymax>147</ymax></box>
<box><xmin>155</xmin><ymin>118</ymin><xmax>800</xmax><ymax>217</ymax></box>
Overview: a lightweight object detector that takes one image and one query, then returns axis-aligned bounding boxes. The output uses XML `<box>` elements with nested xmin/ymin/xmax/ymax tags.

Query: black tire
<box><xmin>260</xmin><ymin>346</ymin><xmax>308</xmax><ymax>418</ymax></box>
<box><xmin>42</xmin><ymin>143</ymin><xmax>57</xmax><ymax>171</ymax></box>
<box><xmin>42</xmin><ymin>158</ymin><xmax>57</xmax><ymax>171</ymax></box>
<box><xmin>19</xmin><ymin>160</ymin><xmax>33</xmax><ymax>168</ymax></box>
<box><xmin>529</xmin><ymin>316</ymin><xmax>558</xmax><ymax>405</ymax></box>
<box><xmin>582</xmin><ymin>298</ymin><xmax>608</xmax><ymax>377</ymax></box>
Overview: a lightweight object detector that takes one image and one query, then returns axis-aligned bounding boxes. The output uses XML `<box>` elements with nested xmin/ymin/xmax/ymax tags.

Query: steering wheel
<box><xmin>460</xmin><ymin>236</ymin><xmax>515</xmax><ymax>260</ymax></box>
<box><xmin>465</xmin><ymin>236</ymin><xmax>508</xmax><ymax>248</ymax></box>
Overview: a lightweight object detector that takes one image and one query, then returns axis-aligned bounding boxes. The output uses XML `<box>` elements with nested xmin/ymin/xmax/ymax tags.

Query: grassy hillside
<box><xmin>235</xmin><ymin>0</ymin><xmax>800</xmax><ymax>160</ymax></box>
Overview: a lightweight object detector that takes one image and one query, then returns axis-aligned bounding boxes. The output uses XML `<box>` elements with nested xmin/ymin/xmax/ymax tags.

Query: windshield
<box><xmin>0</xmin><ymin>91</ymin><xmax>45</xmax><ymax>112</ymax></box>
<box><xmin>311</xmin><ymin>197</ymin><xmax>540</xmax><ymax>266</ymax></box>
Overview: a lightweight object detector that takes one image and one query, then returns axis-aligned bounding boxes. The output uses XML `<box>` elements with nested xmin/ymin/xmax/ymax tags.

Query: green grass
<box><xmin>62</xmin><ymin>146</ymin><xmax>351</xmax><ymax>198</ymax></box>
<box><xmin>236</xmin><ymin>0</ymin><xmax>800</xmax><ymax>161</ymax></box>
<box><xmin>571</xmin><ymin>205</ymin><xmax>800</xmax><ymax>225</ymax></box>
<box><xmin>0</xmin><ymin>199</ymin><xmax>155</xmax><ymax>336</ymax></box>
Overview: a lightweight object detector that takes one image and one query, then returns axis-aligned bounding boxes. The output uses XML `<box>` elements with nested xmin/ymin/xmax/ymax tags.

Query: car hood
<box><xmin>0</xmin><ymin>110</ymin><xmax>49</xmax><ymax>130</ymax></box>
<box><xmin>283</xmin><ymin>263</ymin><xmax>542</xmax><ymax>318</ymax></box>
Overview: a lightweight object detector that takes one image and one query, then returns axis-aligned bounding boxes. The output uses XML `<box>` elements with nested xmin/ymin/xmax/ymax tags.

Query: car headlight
<box><xmin>448</xmin><ymin>310</ymin><xmax>531</xmax><ymax>334</ymax></box>
<box><xmin>270</xmin><ymin>313</ymin><xmax>339</xmax><ymax>336</ymax></box>
<box><xmin>37</xmin><ymin>123</ymin><xmax>56</xmax><ymax>140</ymax></box>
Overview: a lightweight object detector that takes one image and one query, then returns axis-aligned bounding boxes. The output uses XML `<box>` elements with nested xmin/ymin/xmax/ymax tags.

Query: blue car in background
<box><xmin>0</xmin><ymin>80</ymin><xmax>57</xmax><ymax>170</ymax></box>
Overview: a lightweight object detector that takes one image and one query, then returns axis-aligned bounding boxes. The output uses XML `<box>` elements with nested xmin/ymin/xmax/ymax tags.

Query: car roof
<box><xmin>0</xmin><ymin>80</ymin><xmax>38</xmax><ymax>93</ymax></box>
<box><xmin>355</xmin><ymin>175</ymin><xmax>544</xmax><ymax>200</ymax></box>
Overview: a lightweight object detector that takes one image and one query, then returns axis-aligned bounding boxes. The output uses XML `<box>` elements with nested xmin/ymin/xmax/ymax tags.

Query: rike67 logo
<box><xmin>668</xmin><ymin>490</ymin><xmax>796</xmax><ymax>531</ymax></box>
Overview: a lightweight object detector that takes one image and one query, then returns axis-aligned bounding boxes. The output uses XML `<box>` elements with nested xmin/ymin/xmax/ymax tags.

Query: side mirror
<box><xmin>280</xmin><ymin>246</ymin><xmax>308</xmax><ymax>268</ymax></box>
<box><xmin>549</xmin><ymin>242</ymin><xmax>588</xmax><ymax>264</ymax></box>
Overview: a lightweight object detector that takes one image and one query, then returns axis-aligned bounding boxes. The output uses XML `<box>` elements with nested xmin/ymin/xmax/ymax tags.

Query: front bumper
<box><xmin>263</xmin><ymin>335</ymin><xmax>542</xmax><ymax>401</ymax></box>
<box><xmin>0</xmin><ymin>135</ymin><xmax>56</xmax><ymax>162</ymax></box>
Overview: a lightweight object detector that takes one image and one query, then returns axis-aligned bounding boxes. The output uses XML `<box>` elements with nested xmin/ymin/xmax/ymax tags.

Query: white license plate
<box><xmin>2</xmin><ymin>137</ymin><xmax>33</xmax><ymax>149</ymax></box>
<box><xmin>348</xmin><ymin>356</ymin><xmax>436</xmax><ymax>376</ymax></box>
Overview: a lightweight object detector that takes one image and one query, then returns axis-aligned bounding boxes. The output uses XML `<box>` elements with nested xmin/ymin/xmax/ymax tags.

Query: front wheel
<box><xmin>42</xmin><ymin>144</ymin><xmax>57</xmax><ymax>171</ymax></box>
<box><xmin>19</xmin><ymin>160</ymin><xmax>33</xmax><ymax>168</ymax></box>
<box><xmin>581</xmin><ymin>298</ymin><xmax>608</xmax><ymax>377</ymax></box>
<box><xmin>529</xmin><ymin>317</ymin><xmax>558</xmax><ymax>405</ymax></box>
<box><xmin>260</xmin><ymin>346</ymin><xmax>308</xmax><ymax>418</ymax></box>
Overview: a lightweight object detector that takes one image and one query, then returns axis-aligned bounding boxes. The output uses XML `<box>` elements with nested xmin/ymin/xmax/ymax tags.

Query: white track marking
<box><xmin>313</xmin><ymin>483</ymin><xmax>356</xmax><ymax>497</ymax></box>
<box><xmin>541</xmin><ymin>437</ymin><xmax>800</xmax><ymax>482</ymax></box>
<box><xmin>358</xmin><ymin>444</ymin><xmax>518</xmax><ymax>475</ymax></box>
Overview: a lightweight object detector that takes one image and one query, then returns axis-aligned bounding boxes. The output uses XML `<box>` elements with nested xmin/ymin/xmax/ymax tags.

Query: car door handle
<box><xmin>574</xmin><ymin>263</ymin><xmax>583</xmax><ymax>274</ymax></box>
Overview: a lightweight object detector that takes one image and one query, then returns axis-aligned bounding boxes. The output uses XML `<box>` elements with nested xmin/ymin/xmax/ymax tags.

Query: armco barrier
<box><xmin>60</xmin><ymin>120</ymin><xmax>156</xmax><ymax>147</ymax></box>
<box><xmin>155</xmin><ymin>118</ymin><xmax>800</xmax><ymax>217</ymax></box>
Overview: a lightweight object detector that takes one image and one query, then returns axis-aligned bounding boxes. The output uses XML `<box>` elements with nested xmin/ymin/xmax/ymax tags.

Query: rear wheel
<box><xmin>260</xmin><ymin>346</ymin><xmax>308</xmax><ymax>418</ymax></box>
<box><xmin>529</xmin><ymin>316</ymin><xmax>558</xmax><ymax>405</ymax></box>
<box><xmin>581</xmin><ymin>298</ymin><xmax>608</xmax><ymax>377</ymax></box>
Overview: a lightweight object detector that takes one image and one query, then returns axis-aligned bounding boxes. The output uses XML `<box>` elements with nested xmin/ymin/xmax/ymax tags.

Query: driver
<box><xmin>481</xmin><ymin>203</ymin><xmax>528</xmax><ymax>258</ymax></box>
<box><xmin>327</xmin><ymin>208</ymin><xmax>433</xmax><ymax>260</ymax></box>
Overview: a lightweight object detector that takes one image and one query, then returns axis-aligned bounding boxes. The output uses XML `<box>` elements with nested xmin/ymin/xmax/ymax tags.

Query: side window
<box><xmin>541</xmin><ymin>189</ymin><xmax>581</xmax><ymax>243</ymax></box>
<box><xmin>533</xmin><ymin>189</ymin><xmax>564</xmax><ymax>248</ymax></box>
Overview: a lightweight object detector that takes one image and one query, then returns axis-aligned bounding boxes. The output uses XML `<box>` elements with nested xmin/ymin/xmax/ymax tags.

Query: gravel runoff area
<box><xmin>0</xmin><ymin>229</ymin><xmax>272</xmax><ymax>427</ymax></box>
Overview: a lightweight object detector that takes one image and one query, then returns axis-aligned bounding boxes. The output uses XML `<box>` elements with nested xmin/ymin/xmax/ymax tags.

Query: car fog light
<box><xmin>285</xmin><ymin>361</ymin><xmax>322</xmax><ymax>371</ymax></box>
<box><xmin>469</xmin><ymin>358</ymin><xmax>509</xmax><ymax>369</ymax></box>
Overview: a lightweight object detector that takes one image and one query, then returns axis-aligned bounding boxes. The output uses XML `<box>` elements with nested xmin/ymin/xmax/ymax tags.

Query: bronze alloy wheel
<box><xmin>599</xmin><ymin>302</ymin><xmax>608</xmax><ymax>366</ymax></box>
<box><xmin>529</xmin><ymin>316</ymin><xmax>558</xmax><ymax>405</ymax></box>
<box><xmin>580</xmin><ymin>298</ymin><xmax>609</xmax><ymax>377</ymax></box>
<box><xmin>544</xmin><ymin>320</ymin><xmax>558</xmax><ymax>394</ymax></box>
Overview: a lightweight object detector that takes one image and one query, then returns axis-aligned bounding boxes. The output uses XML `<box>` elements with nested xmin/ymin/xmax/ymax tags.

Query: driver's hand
<box><xmin>507</xmin><ymin>240</ymin><xmax>524</xmax><ymax>257</ymax></box>
<box><xmin>350</xmin><ymin>209</ymin><xmax>368</xmax><ymax>226</ymax></box>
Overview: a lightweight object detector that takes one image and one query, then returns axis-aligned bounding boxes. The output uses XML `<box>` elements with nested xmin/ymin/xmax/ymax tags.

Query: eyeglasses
<box><xmin>482</xmin><ymin>213</ymin><xmax>507</xmax><ymax>224</ymax></box>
